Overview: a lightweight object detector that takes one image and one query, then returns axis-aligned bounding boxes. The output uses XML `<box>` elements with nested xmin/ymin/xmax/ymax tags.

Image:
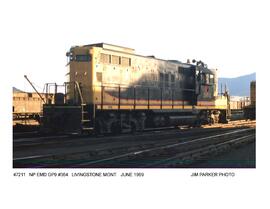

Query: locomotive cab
<box><xmin>66</xmin><ymin>46</ymin><xmax>93</xmax><ymax>104</ymax></box>
<box><xmin>196</xmin><ymin>67</ymin><xmax>217</xmax><ymax>101</ymax></box>
<box><xmin>196</xmin><ymin>65</ymin><xmax>230</xmax><ymax>124</ymax></box>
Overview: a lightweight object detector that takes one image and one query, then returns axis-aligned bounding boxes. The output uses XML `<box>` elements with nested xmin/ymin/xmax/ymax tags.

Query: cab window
<box><xmin>209</xmin><ymin>74</ymin><xmax>214</xmax><ymax>84</ymax></box>
<box><xmin>201</xmin><ymin>73</ymin><xmax>213</xmax><ymax>84</ymax></box>
<box><xmin>75</xmin><ymin>54</ymin><xmax>91</xmax><ymax>62</ymax></box>
<box><xmin>205</xmin><ymin>74</ymin><xmax>210</xmax><ymax>84</ymax></box>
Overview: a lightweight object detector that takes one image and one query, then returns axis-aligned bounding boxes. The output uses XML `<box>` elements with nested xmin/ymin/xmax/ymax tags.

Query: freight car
<box><xmin>13</xmin><ymin>89</ymin><xmax>55</xmax><ymax>125</ymax></box>
<box><xmin>41</xmin><ymin>43</ymin><xmax>230</xmax><ymax>134</ymax></box>
<box><xmin>243</xmin><ymin>81</ymin><xmax>256</xmax><ymax>120</ymax></box>
<box><xmin>230</xmin><ymin>96</ymin><xmax>250</xmax><ymax>110</ymax></box>
<box><xmin>13</xmin><ymin>92</ymin><xmax>43</xmax><ymax>123</ymax></box>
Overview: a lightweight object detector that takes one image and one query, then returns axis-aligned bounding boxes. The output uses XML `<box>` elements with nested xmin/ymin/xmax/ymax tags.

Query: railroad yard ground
<box><xmin>13</xmin><ymin>120</ymin><xmax>256</xmax><ymax>168</ymax></box>
<box><xmin>191</xmin><ymin>141</ymin><xmax>255</xmax><ymax>168</ymax></box>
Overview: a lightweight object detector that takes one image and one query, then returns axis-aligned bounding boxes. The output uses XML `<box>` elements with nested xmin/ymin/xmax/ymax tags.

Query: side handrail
<box><xmin>74</xmin><ymin>81</ymin><xmax>84</xmax><ymax>104</ymax></box>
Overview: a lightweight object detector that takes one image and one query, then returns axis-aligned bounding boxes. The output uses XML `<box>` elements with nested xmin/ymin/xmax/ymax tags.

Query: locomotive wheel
<box><xmin>193</xmin><ymin>120</ymin><xmax>202</xmax><ymax>127</ymax></box>
<box><xmin>111</xmin><ymin>122</ymin><xmax>121</xmax><ymax>135</ymax></box>
<box><xmin>94</xmin><ymin>121</ymin><xmax>102</xmax><ymax>136</ymax></box>
<box><xmin>130</xmin><ymin>122</ymin><xmax>137</xmax><ymax>134</ymax></box>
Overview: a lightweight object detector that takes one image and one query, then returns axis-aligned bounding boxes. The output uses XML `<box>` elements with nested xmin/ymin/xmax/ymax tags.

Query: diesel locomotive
<box><xmin>41</xmin><ymin>43</ymin><xmax>230</xmax><ymax>134</ymax></box>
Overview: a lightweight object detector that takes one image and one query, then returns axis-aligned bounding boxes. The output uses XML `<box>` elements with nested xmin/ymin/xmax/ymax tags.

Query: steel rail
<box><xmin>143</xmin><ymin>133</ymin><xmax>255</xmax><ymax>167</ymax></box>
<box><xmin>13</xmin><ymin>127</ymin><xmax>255</xmax><ymax>168</ymax></box>
<box><xmin>74</xmin><ymin>128</ymin><xmax>254</xmax><ymax>167</ymax></box>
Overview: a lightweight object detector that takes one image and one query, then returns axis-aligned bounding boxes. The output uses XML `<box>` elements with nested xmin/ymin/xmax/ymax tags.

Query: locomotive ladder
<box><xmin>74</xmin><ymin>82</ymin><xmax>93</xmax><ymax>133</ymax></box>
<box><xmin>81</xmin><ymin>103</ymin><xmax>93</xmax><ymax>132</ymax></box>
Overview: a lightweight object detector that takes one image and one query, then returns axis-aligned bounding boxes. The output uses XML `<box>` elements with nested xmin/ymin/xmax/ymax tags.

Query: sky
<box><xmin>1</xmin><ymin>0</ymin><xmax>268</xmax><ymax>92</ymax></box>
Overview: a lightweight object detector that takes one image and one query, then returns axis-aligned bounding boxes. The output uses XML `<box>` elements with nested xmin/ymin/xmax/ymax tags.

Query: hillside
<box><xmin>218</xmin><ymin>73</ymin><xmax>256</xmax><ymax>96</ymax></box>
<box><xmin>13</xmin><ymin>87</ymin><xmax>24</xmax><ymax>93</ymax></box>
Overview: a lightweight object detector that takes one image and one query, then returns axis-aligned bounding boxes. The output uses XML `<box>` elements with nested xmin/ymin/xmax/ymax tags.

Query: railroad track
<box><xmin>73</xmin><ymin>128</ymin><xmax>255</xmax><ymax>168</ymax></box>
<box><xmin>14</xmin><ymin>127</ymin><xmax>239</xmax><ymax>162</ymax></box>
<box><xmin>12</xmin><ymin>111</ymin><xmax>247</xmax><ymax>139</ymax></box>
<box><xmin>201</xmin><ymin>119</ymin><xmax>255</xmax><ymax>129</ymax></box>
<box><xmin>13</xmin><ymin>131</ymin><xmax>40</xmax><ymax>139</ymax></box>
<box><xmin>13</xmin><ymin>120</ymin><xmax>255</xmax><ymax>147</ymax></box>
<box><xmin>13</xmin><ymin>121</ymin><xmax>255</xmax><ymax>161</ymax></box>
<box><xmin>140</xmin><ymin>132</ymin><xmax>255</xmax><ymax>168</ymax></box>
<box><xmin>13</xmin><ymin>124</ymin><xmax>255</xmax><ymax>168</ymax></box>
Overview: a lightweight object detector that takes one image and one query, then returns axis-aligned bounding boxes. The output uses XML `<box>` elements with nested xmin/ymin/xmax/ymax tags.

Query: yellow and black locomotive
<box><xmin>42</xmin><ymin>43</ymin><xmax>230</xmax><ymax>133</ymax></box>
